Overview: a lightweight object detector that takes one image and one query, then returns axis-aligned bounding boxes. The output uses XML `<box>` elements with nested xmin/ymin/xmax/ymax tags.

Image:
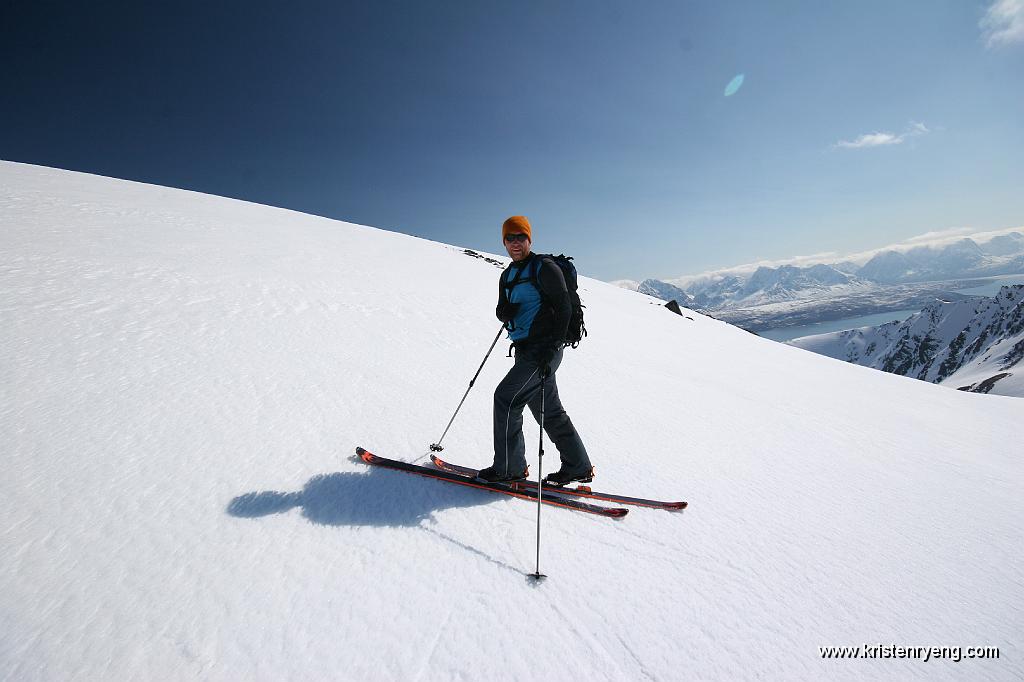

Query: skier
<box><xmin>476</xmin><ymin>215</ymin><xmax>594</xmax><ymax>485</ymax></box>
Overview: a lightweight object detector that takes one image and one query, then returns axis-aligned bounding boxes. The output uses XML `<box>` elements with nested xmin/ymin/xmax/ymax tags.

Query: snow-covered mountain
<box><xmin>985</xmin><ymin>231</ymin><xmax>1024</xmax><ymax>257</ymax></box>
<box><xmin>616</xmin><ymin>264</ymin><xmax>866</xmax><ymax>312</ymax></box>
<box><xmin>635</xmin><ymin>278</ymin><xmax>694</xmax><ymax>306</ymax></box>
<box><xmin>737</xmin><ymin>264</ymin><xmax>859</xmax><ymax>303</ymax></box>
<box><xmin>855</xmin><ymin>248</ymin><xmax>918</xmax><ymax>283</ymax></box>
<box><xmin>685</xmin><ymin>264</ymin><xmax>864</xmax><ymax>308</ymax></box>
<box><xmin>788</xmin><ymin>286</ymin><xmax>1024</xmax><ymax>397</ymax></box>
<box><xmin>831</xmin><ymin>260</ymin><xmax>862</xmax><ymax>275</ymax></box>
<box><xmin>856</xmin><ymin>237</ymin><xmax>1024</xmax><ymax>284</ymax></box>
<box><xmin>654</xmin><ymin>235</ymin><xmax>1024</xmax><ymax>304</ymax></box>
<box><xmin>2</xmin><ymin>161</ymin><xmax>1022</xmax><ymax>681</ymax></box>
<box><xmin>615</xmin><ymin>264</ymin><xmax>888</xmax><ymax>329</ymax></box>
<box><xmin>616</xmin><ymin>235</ymin><xmax>1024</xmax><ymax>332</ymax></box>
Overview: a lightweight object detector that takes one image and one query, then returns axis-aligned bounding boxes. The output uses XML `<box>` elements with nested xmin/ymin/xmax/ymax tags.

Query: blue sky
<box><xmin>2</xmin><ymin>1</ymin><xmax>1021</xmax><ymax>280</ymax></box>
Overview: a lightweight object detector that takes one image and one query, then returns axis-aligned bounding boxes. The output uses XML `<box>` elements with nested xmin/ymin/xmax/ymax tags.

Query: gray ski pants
<box><xmin>492</xmin><ymin>346</ymin><xmax>591</xmax><ymax>477</ymax></box>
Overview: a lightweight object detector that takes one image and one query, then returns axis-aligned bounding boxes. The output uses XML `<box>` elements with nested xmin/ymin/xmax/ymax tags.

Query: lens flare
<box><xmin>724</xmin><ymin>74</ymin><xmax>744</xmax><ymax>97</ymax></box>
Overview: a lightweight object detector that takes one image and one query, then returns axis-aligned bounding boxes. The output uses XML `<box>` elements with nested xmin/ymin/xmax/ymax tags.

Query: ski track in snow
<box><xmin>2</xmin><ymin>162</ymin><xmax>1022</xmax><ymax>681</ymax></box>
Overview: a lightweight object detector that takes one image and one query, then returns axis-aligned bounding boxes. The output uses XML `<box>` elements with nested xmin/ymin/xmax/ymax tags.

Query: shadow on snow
<box><xmin>228</xmin><ymin>456</ymin><xmax>563</xmax><ymax>579</ymax></box>
<box><xmin>227</xmin><ymin>457</ymin><xmax>495</xmax><ymax>527</ymax></box>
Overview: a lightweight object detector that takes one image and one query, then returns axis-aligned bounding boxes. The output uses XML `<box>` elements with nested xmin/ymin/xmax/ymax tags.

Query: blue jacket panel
<box><xmin>503</xmin><ymin>258</ymin><xmax>543</xmax><ymax>342</ymax></box>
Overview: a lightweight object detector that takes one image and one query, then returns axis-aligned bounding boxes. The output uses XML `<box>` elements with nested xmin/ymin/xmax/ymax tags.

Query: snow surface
<box><xmin>2</xmin><ymin>161</ymin><xmax>1022</xmax><ymax>681</ymax></box>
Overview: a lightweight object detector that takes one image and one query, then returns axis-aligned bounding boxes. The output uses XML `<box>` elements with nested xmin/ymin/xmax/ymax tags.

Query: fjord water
<box><xmin>760</xmin><ymin>309</ymin><xmax>921</xmax><ymax>342</ymax></box>
<box><xmin>953</xmin><ymin>274</ymin><xmax>1024</xmax><ymax>297</ymax></box>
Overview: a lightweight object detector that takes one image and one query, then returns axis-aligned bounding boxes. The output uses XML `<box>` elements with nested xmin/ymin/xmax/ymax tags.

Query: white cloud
<box><xmin>835</xmin><ymin>122</ymin><xmax>930</xmax><ymax>150</ymax></box>
<box><xmin>981</xmin><ymin>0</ymin><xmax>1024</xmax><ymax>48</ymax></box>
<box><xmin>802</xmin><ymin>225</ymin><xmax>1024</xmax><ymax>266</ymax></box>
<box><xmin>899</xmin><ymin>227</ymin><xmax>976</xmax><ymax>245</ymax></box>
<box><xmin>836</xmin><ymin>132</ymin><xmax>901</xmax><ymax>149</ymax></box>
<box><xmin>847</xmin><ymin>226</ymin><xmax>1023</xmax><ymax>261</ymax></box>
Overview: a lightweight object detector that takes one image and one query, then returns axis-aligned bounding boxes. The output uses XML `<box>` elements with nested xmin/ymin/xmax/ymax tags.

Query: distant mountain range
<box><xmin>614</xmin><ymin>232</ymin><xmax>1024</xmax><ymax>330</ymax></box>
<box><xmin>856</xmin><ymin>236</ymin><xmax>1024</xmax><ymax>283</ymax></box>
<box><xmin>788</xmin><ymin>285</ymin><xmax>1024</xmax><ymax>397</ymax></box>
<box><xmin>681</xmin><ymin>263</ymin><xmax>866</xmax><ymax>310</ymax></box>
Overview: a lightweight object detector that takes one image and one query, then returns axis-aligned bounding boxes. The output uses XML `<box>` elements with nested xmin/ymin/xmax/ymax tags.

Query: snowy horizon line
<box><xmin>5</xmin><ymin>160</ymin><xmax>1021</xmax><ymax>293</ymax></box>
<box><xmin>618</xmin><ymin>225</ymin><xmax>1024</xmax><ymax>288</ymax></box>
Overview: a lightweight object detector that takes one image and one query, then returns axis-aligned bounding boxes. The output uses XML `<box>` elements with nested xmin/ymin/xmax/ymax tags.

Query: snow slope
<box><xmin>2</xmin><ymin>161</ymin><xmax>1022</xmax><ymax>681</ymax></box>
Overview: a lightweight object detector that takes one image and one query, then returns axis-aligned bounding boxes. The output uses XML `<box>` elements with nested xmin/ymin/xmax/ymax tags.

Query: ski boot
<box><xmin>475</xmin><ymin>465</ymin><xmax>529</xmax><ymax>483</ymax></box>
<box><xmin>544</xmin><ymin>466</ymin><xmax>594</xmax><ymax>486</ymax></box>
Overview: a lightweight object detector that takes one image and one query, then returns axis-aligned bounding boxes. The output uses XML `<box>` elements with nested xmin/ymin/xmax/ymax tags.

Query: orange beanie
<box><xmin>502</xmin><ymin>215</ymin><xmax>532</xmax><ymax>242</ymax></box>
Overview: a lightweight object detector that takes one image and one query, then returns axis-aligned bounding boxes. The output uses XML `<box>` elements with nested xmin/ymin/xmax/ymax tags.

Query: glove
<box><xmin>496</xmin><ymin>301</ymin><xmax>519</xmax><ymax>323</ymax></box>
<box><xmin>536</xmin><ymin>346</ymin><xmax>557</xmax><ymax>378</ymax></box>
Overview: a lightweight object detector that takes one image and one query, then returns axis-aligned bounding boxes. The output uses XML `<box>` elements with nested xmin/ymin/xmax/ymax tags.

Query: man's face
<box><xmin>504</xmin><ymin>233</ymin><xmax>531</xmax><ymax>261</ymax></box>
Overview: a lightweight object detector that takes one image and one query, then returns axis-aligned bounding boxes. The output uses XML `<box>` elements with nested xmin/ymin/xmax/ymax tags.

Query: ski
<box><xmin>356</xmin><ymin>448</ymin><xmax>628</xmax><ymax>518</ymax></box>
<box><xmin>431</xmin><ymin>454</ymin><xmax>687</xmax><ymax>510</ymax></box>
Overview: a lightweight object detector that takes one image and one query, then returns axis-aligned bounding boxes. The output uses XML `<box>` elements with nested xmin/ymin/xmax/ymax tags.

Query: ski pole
<box><xmin>530</xmin><ymin>371</ymin><xmax>548</xmax><ymax>581</ymax></box>
<box><xmin>430</xmin><ymin>326</ymin><xmax>505</xmax><ymax>452</ymax></box>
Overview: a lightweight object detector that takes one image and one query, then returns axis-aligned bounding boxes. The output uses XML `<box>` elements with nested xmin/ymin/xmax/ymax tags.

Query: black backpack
<box><xmin>513</xmin><ymin>253</ymin><xmax>587</xmax><ymax>348</ymax></box>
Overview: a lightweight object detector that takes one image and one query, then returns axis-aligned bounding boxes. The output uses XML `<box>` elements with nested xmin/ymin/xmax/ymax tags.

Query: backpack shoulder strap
<box><xmin>502</xmin><ymin>260</ymin><xmax>531</xmax><ymax>296</ymax></box>
<box><xmin>536</xmin><ymin>254</ymin><xmax>572</xmax><ymax>300</ymax></box>
<box><xmin>528</xmin><ymin>255</ymin><xmax>550</xmax><ymax>301</ymax></box>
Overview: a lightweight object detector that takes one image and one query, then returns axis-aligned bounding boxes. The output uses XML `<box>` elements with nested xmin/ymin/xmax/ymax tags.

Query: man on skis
<box><xmin>475</xmin><ymin>215</ymin><xmax>594</xmax><ymax>486</ymax></box>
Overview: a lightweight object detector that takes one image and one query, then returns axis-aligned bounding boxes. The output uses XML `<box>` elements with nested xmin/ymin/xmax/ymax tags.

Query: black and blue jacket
<box><xmin>496</xmin><ymin>253</ymin><xmax>572</xmax><ymax>348</ymax></box>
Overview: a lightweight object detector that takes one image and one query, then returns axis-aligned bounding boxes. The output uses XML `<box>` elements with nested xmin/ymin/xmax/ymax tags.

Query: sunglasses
<box><xmin>504</xmin><ymin>234</ymin><xmax>529</xmax><ymax>243</ymax></box>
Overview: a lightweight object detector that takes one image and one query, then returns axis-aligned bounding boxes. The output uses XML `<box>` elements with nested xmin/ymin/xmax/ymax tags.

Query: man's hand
<box><xmin>536</xmin><ymin>346</ymin><xmax>557</xmax><ymax>378</ymax></box>
<box><xmin>496</xmin><ymin>301</ymin><xmax>519</xmax><ymax>323</ymax></box>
